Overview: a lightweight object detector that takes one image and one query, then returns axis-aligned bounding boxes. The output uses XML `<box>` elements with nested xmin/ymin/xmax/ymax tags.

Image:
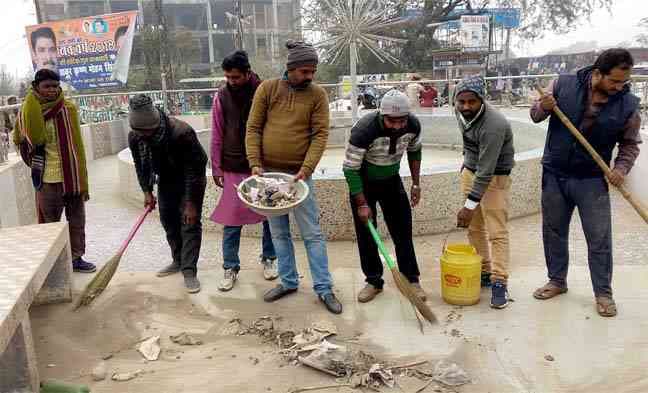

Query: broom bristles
<box><xmin>73</xmin><ymin>252</ymin><xmax>123</xmax><ymax>310</ymax></box>
<box><xmin>391</xmin><ymin>269</ymin><xmax>437</xmax><ymax>324</ymax></box>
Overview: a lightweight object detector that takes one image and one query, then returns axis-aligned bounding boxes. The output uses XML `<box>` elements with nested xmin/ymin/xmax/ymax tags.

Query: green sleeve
<box><xmin>407</xmin><ymin>149</ymin><xmax>422</xmax><ymax>161</ymax></box>
<box><xmin>343</xmin><ymin>168</ymin><xmax>364</xmax><ymax>195</ymax></box>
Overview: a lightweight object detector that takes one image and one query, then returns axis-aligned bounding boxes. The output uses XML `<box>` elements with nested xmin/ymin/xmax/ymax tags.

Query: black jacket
<box><xmin>129</xmin><ymin>117</ymin><xmax>207</xmax><ymax>204</ymax></box>
<box><xmin>542</xmin><ymin>66</ymin><xmax>639</xmax><ymax>178</ymax></box>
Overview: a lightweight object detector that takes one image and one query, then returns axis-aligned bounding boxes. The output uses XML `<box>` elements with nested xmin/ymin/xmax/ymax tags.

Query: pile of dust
<box><xmin>31</xmin><ymin>282</ymin><xmax>215</xmax><ymax>381</ymax></box>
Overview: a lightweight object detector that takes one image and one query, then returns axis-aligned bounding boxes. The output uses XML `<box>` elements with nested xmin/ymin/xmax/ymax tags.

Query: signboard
<box><xmin>446</xmin><ymin>8</ymin><xmax>520</xmax><ymax>29</ymax></box>
<box><xmin>460</xmin><ymin>15</ymin><xmax>490</xmax><ymax>52</ymax></box>
<box><xmin>26</xmin><ymin>11</ymin><xmax>137</xmax><ymax>91</ymax></box>
<box><xmin>489</xmin><ymin>8</ymin><xmax>521</xmax><ymax>29</ymax></box>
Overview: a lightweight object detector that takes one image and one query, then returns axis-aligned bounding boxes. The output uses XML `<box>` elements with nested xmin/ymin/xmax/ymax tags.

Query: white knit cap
<box><xmin>379</xmin><ymin>90</ymin><xmax>410</xmax><ymax>117</ymax></box>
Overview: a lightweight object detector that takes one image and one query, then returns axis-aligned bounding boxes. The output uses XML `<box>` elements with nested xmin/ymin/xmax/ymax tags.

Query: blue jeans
<box><xmin>541</xmin><ymin>170</ymin><xmax>613</xmax><ymax>297</ymax></box>
<box><xmin>267</xmin><ymin>178</ymin><xmax>333</xmax><ymax>296</ymax></box>
<box><xmin>223</xmin><ymin>221</ymin><xmax>275</xmax><ymax>272</ymax></box>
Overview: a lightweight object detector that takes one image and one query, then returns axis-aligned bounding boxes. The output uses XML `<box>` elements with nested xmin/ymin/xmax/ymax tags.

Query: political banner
<box><xmin>26</xmin><ymin>11</ymin><xmax>137</xmax><ymax>91</ymax></box>
<box><xmin>460</xmin><ymin>15</ymin><xmax>490</xmax><ymax>52</ymax></box>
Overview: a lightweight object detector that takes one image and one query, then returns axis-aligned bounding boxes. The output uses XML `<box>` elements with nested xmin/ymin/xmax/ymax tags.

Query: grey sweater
<box><xmin>456</xmin><ymin>103</ymin><xmax>515</xmax><ymax>202</ymax></box>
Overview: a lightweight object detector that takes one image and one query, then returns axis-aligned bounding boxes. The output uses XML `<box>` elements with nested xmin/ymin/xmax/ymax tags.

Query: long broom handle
<box><xmin>116</xmin><ymin>206</ymin><xmax>153</xmax><ymax>256</ymax></box>
<box><xmin>367</xmin><ymin>221</ymin><xmax>397</xmax><ymax>270</ymax></box>
<box><xmin>535</xmin><ymin>85</ymin><xmax>648</xmax><ymax>225</ymax></box>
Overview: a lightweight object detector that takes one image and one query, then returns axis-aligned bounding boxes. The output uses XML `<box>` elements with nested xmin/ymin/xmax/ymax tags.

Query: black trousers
<box><xmin>158</xmin><ymin>179</ymin><xmax>205</xmax><ymax>277</ymax></box>
<box><xmin>350</xmin><ymin>175</ymin><xmax>420</xmax><ymax>289</ymax></box>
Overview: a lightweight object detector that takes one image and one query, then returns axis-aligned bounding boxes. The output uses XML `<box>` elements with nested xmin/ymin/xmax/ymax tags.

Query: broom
<box><xmin>366</xmin><ymin>221</ymin><xmax>437</xmax><ymax>325</ymax></box>
<box><xmin>534</xmin><ymin>85</ymin><xmax>648</xmax><ymax>224</ymax></box>
<box><xmin>74</xmin><ymin>206</ymin><xmax>153</xmax><ymax>309</ymax></box>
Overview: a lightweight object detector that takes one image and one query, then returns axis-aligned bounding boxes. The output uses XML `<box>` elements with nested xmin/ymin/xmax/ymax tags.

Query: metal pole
<box><xmin>33</xmin><ymin>0</ymin><xmax>43</xmax><ymax>23</ymax></box>
<box><xmin>206</xmin><ymin>0</ymin><xmax>215</xmax><ymax>66</ymax></box>
<box><xmin>348</xmin><ymin>0</ymin><xmax>358</xmax><ymax>124</ymax></box>
<box><xmin>350</xmin><ymin>41</ymin><xmax>359</xmax><ymax>124</ymax></box>
<box><xmin>161</xmin><ymin>72</ymin><xmax>168</xmax><ymax>112</ymax></box>
<box><xmin>504</xmin><ymin>28</ymin><xmax>511</xmax><ymax>61</ymax></box>
<box><xmin>137</xmin><ymin>0</ymin><xmax>145</xmax><ymax>27</ymax></box>
<box><xmin>271</xmin><ymin>0</ymin><xmax>279</xmax><ymax>68</ymax></box>
<box><xmin>235</xmin><ymin>0</ymin><xmax>244</xmax><ymax>49</ymax></box>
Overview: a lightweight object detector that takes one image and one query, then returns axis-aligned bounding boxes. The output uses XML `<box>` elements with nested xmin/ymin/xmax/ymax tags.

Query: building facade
<box><xmin>34</xmin><ymin>0</ymin><xmax>301</xmax><ymax>72</ymax></box>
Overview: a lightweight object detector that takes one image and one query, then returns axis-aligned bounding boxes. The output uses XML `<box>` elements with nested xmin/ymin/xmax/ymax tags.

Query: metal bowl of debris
<box><xmin>237</xmin><ymin>172</ymin><xmax>310</xmax><ymax>217</ymax></box>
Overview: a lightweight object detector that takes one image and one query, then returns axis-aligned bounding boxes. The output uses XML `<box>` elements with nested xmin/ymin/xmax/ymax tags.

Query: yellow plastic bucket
<box><xmin>440</xmin><ymin>243</ymin><xmax>482</xmax><ymax>306</ymax></box>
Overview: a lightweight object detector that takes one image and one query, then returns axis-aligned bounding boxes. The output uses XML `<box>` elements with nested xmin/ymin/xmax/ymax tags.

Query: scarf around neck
<box><xmin>14</xmin><ymin>88</ymin><xmax>88</xmax><ymax>196</ymax></box>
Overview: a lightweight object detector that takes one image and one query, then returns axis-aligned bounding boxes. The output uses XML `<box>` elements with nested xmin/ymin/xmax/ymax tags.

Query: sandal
<box><xmin>596</xmin><ymin>296</ymin><xmax>617</xmax><ymax>317</ymax></box>
<box><xmin>533</xmin><ymin>282</ymin><xmax>568</xmax><ymax>300</ymax></box>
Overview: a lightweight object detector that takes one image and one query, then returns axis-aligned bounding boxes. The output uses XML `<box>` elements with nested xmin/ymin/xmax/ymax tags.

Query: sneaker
<box><xmin>72</xmin><ymin>257</ymin><xmax>96</xmax><ymax>273</ymax></box>
<box><xmin>357</xmin><ymin>284</ymin><xmax>383</xmax><ymax>303</ymax></box>
<box><xmin>260</xmin><ymin>256</ymin><xmax>278</xmax><ymax>281</ymax></box>
<box><xmin>411</xmin><ymin>283</ymin><xmax>427</xmax><ymax>302</ymax></box>
<box><xmin>156</xmin><ymin>263</ymin><xmax>181</xmax><ymax>277</ymax></box>
<box><xmin>184</xmin><ymin>275</ymin><xmax>201</xmax><ymax>294</ymax></box>
<box><xmin>491</xmin><ymin>282</ymin><xmax>509</xmax><ymax>309</ymax></box>
<box><xmin>218</xmin><ymin>268</ymin><xmax>238</xmax><ymax>292</ymax></box>
<box><xmin>319</xmin><ymin>293</ymin><xmax>343</xmax><ymax>314</ymax></box>
<box><xmin>481</xmin><ymin>271</ymin><xmax>492</xmax><ymax>288</ymax></box>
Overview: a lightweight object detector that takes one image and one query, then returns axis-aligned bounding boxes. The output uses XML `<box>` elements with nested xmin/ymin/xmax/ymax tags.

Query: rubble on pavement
<box><xmin>221</xmin><ymin>316</ymin><xmax>471</xmax><ymax>391</ymax></box>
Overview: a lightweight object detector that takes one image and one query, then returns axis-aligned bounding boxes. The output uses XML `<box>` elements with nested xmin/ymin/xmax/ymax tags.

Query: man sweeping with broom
<box><xmin>128</xmin><ymin>95</ymin><xmax>208</xmax><ymax>293</ymax></box>
<box><xmin>343</xmin><ymin>90</ymin><xmax>427</xmax><ymax>304</ymax></box>
<box><xmin>13</xmin><ymin>69</ymin><xmax>96</xmax><ymax>273</ymax></box>
<box><xmin>530</xmin><ymin>48</ymin><xmax>642</xmax><ymax>317</ymax></box>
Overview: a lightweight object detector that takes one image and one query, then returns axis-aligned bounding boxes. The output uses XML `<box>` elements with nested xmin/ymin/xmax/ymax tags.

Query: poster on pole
<box><xmin>460</xmin><ymin>15</ymin><xmax>490</xmax><ymax>52</ymax></box>
<box><xmin>25</xmin><ymin>11</ymin><xmax>138</xmax><ymax>91</ymax></box>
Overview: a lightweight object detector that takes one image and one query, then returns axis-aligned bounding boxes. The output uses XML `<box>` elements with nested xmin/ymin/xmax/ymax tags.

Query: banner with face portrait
<box><xmin>25</xmin><ymin>11</ymin><xmax>137</xmax><ymax>91</ymax></box>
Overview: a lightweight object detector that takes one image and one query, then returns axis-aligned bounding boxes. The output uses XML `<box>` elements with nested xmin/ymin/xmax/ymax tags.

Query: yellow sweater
<box><xmin>43</xmin><ymin>118</ymin><xmax>63</xmax><ymax>183</ymax></box>
<box><xmin>245</xmin><ymin>79</ymin><xmax>330</xmax><ymax>177</ymax></box>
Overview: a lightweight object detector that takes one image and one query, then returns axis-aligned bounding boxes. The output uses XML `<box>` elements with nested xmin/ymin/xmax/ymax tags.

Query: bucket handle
<box><xmin>441</xmin><ymin>232</ymin><xmax>450</xmax><ymax>254</ymax></box>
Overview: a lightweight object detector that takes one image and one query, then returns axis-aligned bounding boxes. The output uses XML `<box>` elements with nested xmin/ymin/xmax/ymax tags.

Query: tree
<box><xmin>0</xmin><ymin>69</ymin><xmax>16</xmax><ymax>96</ymax></box>
<box><xmin>637</xmin><ymin>34</ymin><xmax>648</xmax><ymax>47</ymax></box>
<box><xmin>304</xmin><ymin>0</ymin><xmax>616</xmax><ymax>70</ymax></box>
<box><xmin>637</xmin><ymin>17</ymin><xmax>648</xmax><ymax>47</ymax></box>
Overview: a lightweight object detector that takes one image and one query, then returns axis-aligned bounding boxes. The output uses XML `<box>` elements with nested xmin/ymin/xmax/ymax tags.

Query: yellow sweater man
<box><xmin>245</xmin><ymin>40</ymin><xmax>342</xmax><ymax>315</ymax></box>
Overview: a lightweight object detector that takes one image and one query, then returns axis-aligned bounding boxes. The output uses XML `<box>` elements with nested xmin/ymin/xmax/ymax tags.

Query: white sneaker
<box><xmin>261</xmin><ymin>257</ymin><xmax>278</xmax><ymax>281</ymax></box>
<box><xmin>218</xmin><ymin>269</ymin><xmax>238</xmax><ymax>291</ymax></box>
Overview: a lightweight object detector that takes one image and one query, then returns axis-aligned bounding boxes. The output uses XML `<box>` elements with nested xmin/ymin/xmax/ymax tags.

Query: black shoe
<box><xmin>72</xmin><ymin>257</ymin><xmax>96</xmax><ymax>273</ymax></box>
<box><xmin>319</xmin><ymin>293</ymin><xmax>343</xmax><ymax>314</ymax></box>
<box><xmin>184</xmin><ymin>275</ymin><xmax>201</xmax><ymax>294</ymax></box>
<box><xmin>263</xmin><ymin>284</ymin><xmax>297</xmax><ymax>302</ymax></box>
<box><xmin>481</xmin><ymin>271</ymin><xmax>492</xmax><ymax>288</ymax></box>
<box><xmin>157</xmin><ymin>263</ymin><xmax>181</xmax><ymax>277</ymax></box>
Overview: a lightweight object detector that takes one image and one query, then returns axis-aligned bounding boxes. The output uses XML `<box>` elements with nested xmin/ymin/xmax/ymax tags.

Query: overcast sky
<box><xmin>0</xmin><ymin>0</ymin><xmax>646</xmax><ymax>77</ymax></box>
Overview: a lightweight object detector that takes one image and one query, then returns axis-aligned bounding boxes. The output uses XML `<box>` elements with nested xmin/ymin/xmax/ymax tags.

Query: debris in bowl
<box><xmin>241</xmin><ymin>177</ymin><xmax>298</xmax><ymax>208</ymax></box>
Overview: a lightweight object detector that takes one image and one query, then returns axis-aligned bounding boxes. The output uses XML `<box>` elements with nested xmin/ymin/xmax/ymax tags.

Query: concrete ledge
<box><xmin>81</xmin><ymin>118</ymin><xmax>130</xmax><ymax>162</ymax></box>
<box><xmin>0</xmin><ymin>223</ymin><xmax>72</xmax><ymax>393</ymax></box>
<box><xmin>0</xmin><ymin>155</ymin><xmax>37</xmax><ymax>229</ymax></box>
<box><xmin>118</xmin><ymin>151</ymin><xmax>543</xmax><ymax>241</ymax></box>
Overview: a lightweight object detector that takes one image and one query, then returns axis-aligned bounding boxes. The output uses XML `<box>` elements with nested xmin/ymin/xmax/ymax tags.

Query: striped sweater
<box><xmin>343</xmin><ymin>112</ymin><xmax>422</xmax><ymax>195</ymax></box>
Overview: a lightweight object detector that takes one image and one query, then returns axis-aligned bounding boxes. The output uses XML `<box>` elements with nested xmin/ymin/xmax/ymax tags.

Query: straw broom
<box><xmin>366</xmin><ymin>221</ymin><xmax>437</xmax><ymax>326</ymax></box>
<box><xmin>74</xmin><ymin>206</ymin><xmax>153</xmax><ymax>309</ymax></box>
